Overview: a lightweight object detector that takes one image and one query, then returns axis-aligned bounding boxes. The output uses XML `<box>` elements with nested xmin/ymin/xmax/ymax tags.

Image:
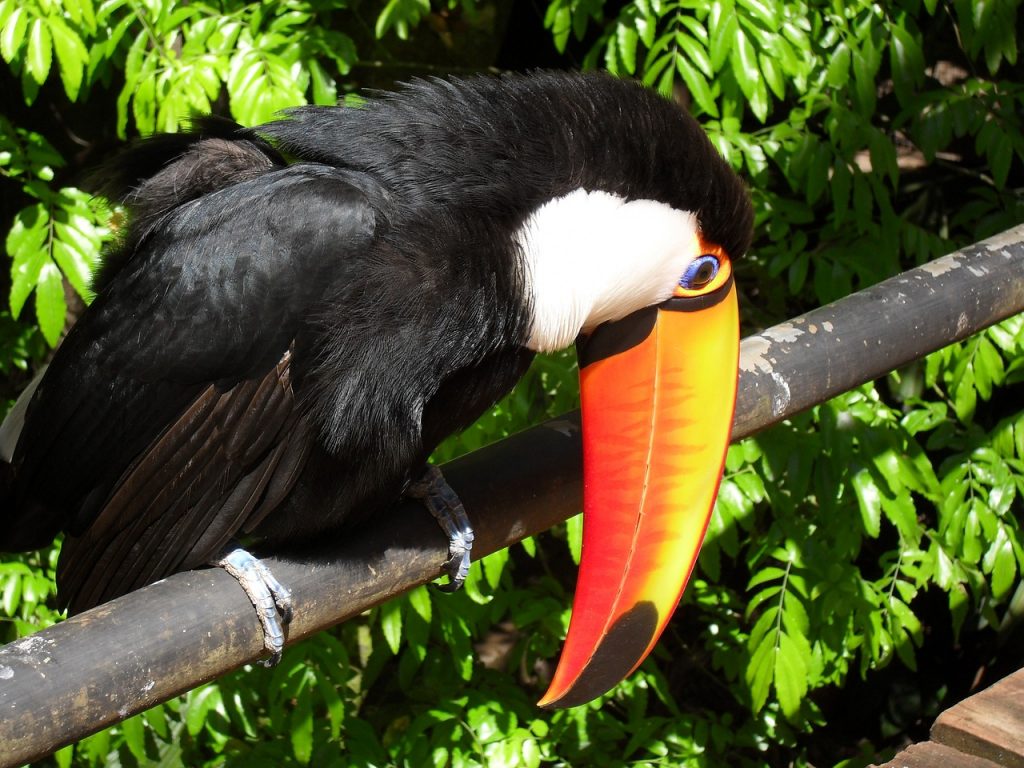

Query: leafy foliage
<box><xmin>2</xmin><ymin>0</ymin><xmax>1024</xmax><ymax>766</ymax></box>
<box><xmin>1</xmin><ymin>115</ymin><xmax>108</xmax><ymax>346</ymax></box>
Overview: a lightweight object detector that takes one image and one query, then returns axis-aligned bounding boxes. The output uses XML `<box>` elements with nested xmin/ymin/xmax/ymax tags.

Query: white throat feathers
<box><xmin>517</xmin><ymin>189</ymin><xmax>701</xmax><ymax>352</ymax></box>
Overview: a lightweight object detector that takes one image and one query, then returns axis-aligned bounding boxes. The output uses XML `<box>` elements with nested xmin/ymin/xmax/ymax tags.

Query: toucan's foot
<box><xmin>407</xmin><ymin>465</ymin><xmax>475</xmax><ymax>592</ymax></box>
<box><xmin>215</xmin><ymin>547</ymin><xmax>293</xmax><ymax>666</ymax></box>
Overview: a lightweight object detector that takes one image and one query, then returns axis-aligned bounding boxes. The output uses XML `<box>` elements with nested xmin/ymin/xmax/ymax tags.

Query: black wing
<box><xmin>3</xmin><ymin>164</ymin><xmax>379</xmax><ymax>612</ymax></box>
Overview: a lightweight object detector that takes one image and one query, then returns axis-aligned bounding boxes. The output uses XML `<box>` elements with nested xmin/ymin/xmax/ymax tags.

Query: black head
<box><xmin>254</xmin><ymin>71</ymin><xmax>753</xmax><ymax>262</ymax></box>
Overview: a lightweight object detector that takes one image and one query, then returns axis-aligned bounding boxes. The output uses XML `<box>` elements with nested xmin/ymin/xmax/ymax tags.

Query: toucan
<box><xmin>0</xmin><ymin>71</ymin><xmax>752</xmax><ymax>708</ymax></box>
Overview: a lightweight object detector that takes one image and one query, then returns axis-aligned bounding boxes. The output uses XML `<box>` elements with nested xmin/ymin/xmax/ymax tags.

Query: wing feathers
<box><xmin>58</xmin><ymin>353</ymin><xmax>307</xmax><ymax>614</ymax></box>
<box><xmin>3</xmin><ymin>166</ymin><xmax>380</xmax><ymax>600</ymax></box>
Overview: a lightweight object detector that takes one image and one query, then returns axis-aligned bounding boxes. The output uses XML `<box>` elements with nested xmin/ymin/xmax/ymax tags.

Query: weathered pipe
<box><xmin>1</xmin><ymin>225</ymin><xmax>1023</xmax><ymax>766</ymax></box>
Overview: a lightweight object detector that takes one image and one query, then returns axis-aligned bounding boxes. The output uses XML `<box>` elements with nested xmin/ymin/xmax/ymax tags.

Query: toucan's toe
<box><xmin>407</xmin><ymin>465</ymin><xmax>476</xmax><ymax>591</ymax></box>
<box><xmin>215</xmin><ymin>547</ymin><xmax>293</xmax><ymax>666</ymax></box>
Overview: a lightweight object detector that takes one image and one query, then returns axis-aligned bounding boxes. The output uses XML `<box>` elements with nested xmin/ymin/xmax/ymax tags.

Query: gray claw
<box><xmin>408</xmin><ymin>465</ymin><xmax>475</xmax><ymax>591</ymax></box>
<box><xmin>436</xmin><ymin>525</ymin><xmax>475</xmax><ymax>592</ymax></box>
<box><xmin>216</xmin><ymin>547</ymin><xmax>292</xmax><ymax>666</ymax></box>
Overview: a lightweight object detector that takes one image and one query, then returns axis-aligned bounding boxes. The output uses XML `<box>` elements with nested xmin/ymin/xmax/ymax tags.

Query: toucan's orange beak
<box><xmin>538</xmin><ymin>271</ymin><xmax>738</xmax><ymax>709</ymax></box>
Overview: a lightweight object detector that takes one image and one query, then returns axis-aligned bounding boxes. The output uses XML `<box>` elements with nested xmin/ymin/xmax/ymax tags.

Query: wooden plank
<box><xmin>874</xmin><ymin>741</ymin><xmax>1004</xmax><ymax>768</ymax></box>
<box><xmin>932</xmin><ymin>669</ymin><xmax>1024</xmax><ymax>768</ymax></box>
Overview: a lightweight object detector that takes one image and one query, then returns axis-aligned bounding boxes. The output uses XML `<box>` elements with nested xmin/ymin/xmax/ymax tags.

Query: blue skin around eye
<box><xmin>679</xmin><ymin>255</ymin><xmax>720</xmax><ymax>289</ymax></box>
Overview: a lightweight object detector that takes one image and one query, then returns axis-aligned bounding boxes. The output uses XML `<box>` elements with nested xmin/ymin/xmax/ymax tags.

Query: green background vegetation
<box><xmin>2</xmin><ymin>0</ymin><xmax>1024</xmax><ymax>765</ymax></box>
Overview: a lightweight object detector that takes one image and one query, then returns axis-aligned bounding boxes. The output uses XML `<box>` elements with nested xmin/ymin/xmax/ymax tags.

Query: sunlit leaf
<box><xmin>380</xmin><ymin>599</ymin><xmax>403</xmax><ymax>655</ymax></box>
<box><xmin>47</xmin><ymin>16</ymin><xmax>87</xmax><ymax>100</ymax></box>
<box><xmin>25</xmin><ymin>17</ymin><xmax>51</xmax><ymax>85</ymax></box>
<box><xmin>0</xmin><ymin>5</ymin><xmax>28</xmax><ymax>61</ymax></box>
<box><xmin>775</xmin><ymin>632</ymin><xmax>808</xmax><ymax>718</ymax></box>
<box><xmin>566</xmin><ymin>512</ymin><xmax>582</xmax><ymax>565</ymax></box>
<box><xmin>121</xmin><ymin>714</ymin><xmax>146</xmax><ymax>762</ymax></box>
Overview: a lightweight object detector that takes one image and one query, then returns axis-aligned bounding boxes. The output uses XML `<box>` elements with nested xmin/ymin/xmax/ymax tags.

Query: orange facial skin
<box><xmin>539</xmin><ymin>253</ymin><xmax>739</xmax><ymax>709</ymax></box>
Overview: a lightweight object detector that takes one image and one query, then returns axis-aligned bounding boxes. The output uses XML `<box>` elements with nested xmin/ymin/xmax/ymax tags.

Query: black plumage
<box><xmin>0</xmin><ymin>71</ymin><xmax>752</xmax><ymax>615</ymax></box>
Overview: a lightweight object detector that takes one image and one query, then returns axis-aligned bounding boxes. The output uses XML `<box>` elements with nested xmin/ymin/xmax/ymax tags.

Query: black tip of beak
<box><xmin>540</xmin><ymin>602</ymin><xmax>660</xmax><ymax>709</ymax></box>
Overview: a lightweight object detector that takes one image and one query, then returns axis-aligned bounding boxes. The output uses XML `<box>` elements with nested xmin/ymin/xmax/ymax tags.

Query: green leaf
<box><xmin>34</xmin><ymin>260</ymin><xmax>66</xmax><ymax>346</ymax></box>
<box><xmin>2</xmin><ymin>569</ymin><xmax>22</xmax><ymax>615</ymax></box>
<box><xmin>977</xmin><ymin>337</ymin><xmax>1005</xmax><ymax>397</ymax></box>
<box><xmin>566</xmin><ymin>513</ymin><xmax>582</xmax><ymax>565</ymax></box>
<box><xmin>520</xmin><ymin>535</ymin><xmax>536</xmax><ymax>557</ymax></box>
<box><xmin>25</xmin><ymin>17</ymin><xmax>51</xmax><ymax>85</ymax></box>
<box><xmin>676</xmin><ymin>55</ymin><xmax>718</xmax><ymax>117</ymax></box>
<box><xmin>0</xmin><ymin>0</ymin><xmax>14</xmax><ymax>30</ymax></box>
<box><xmin>788</xmin><ymin>251</ymin><xmax>808</xmax><ymax>293</ymax></box>
<box><xmin>901</xmin><ymin>402</ymin><xmax>948</xmax><ymax>434</ymax></box>
<box><xmin>745</xmin><ymin>584</ymin><xmax>782</xmax><ymax>616</ymax></box>
<box><xmin>730</xmin><ymin>25</ymin><xmax>757</xmax><ymax>96</ymax></box>
<box><xmin>53</xmin><ymin>745</ymin><xmax>73</xmax><ymax>768</ymax></box>
<box><xmin>407</xmin><ymin>584</ymin><xmax>432</xmax><ymax>624</ymax></box>
<box><xmin>20</xmin><ymin>56</ymin><xmax>40</xmax><ymax>104</ymax></box>
<box><xmin>737</xmin><ymin>0</ymin><xmax>777</xmax><ymax>27</ymax></box>
<box><xmin>868</xmin><ymin>130</ymin><xmax>899</xmax><ymax>187</ymax></box>
<box><xmin>290</xmin><ymin>686</ymin><xmax>314</xmax><ymax>764</ymax></box>
<box><xmin>121</xmin><ymin>714</ymin><xmax>146</xmax><ymax>762</ymax></box>
<box><xmin>676</xmin><ymin>31</ymin><xmax>712</xmax><ymax>78</ymax></box>
<box><xmin>850</xmin><ymin>468</ymin><xmax>880</xmax><ymax>534</ymax></box>
<box><xmin>81</xmin><ymin>729</ymin><xmax>110</xmax><ymax>765</ymax></box>
<box><xmin>826</xmin><ymin>41</ymin><xmax>850</xmax><ymax>87</ymax></box>
<box><xmin>882</xmin><ymin>491</ymin><xmax>921</xmax><ymax>542</ymax></box>
<box><xmin>642</xmin><ymin>47</ymin><xmax>673</xmax><ymax>91</ymax></box>
<box><xmin>890</xmin><ymin>607</ymin><xmax>921</xmax><ymax>670</ymax></box>
<box><xmin>143</xmin><ymin>704</ymin><xmax>169</xmax><ymax>740</ymax></box>
<box><xmin>635</xmin><ymin>10</ymin><xmax>657</xmax><ymax>48</ymax></box>
<box><xmin>375</xmin><ymin>0</ymin><xmax>430</xmax><ymax>41</ymax></box>
<box><xmin>759</xmin><ymin>50</ymin><xmax>785</xmax><ymax>100</ymax></box>
<box><xmin>131</xmin><ymin>59</ymin><xmax>157</xmax><ymax>135</ymax></box>
<box><xmin>889</xmin><ymin>18</ymin><xmax>924</xmax><ymax>102</ymax></box>
<box><xmin>748</xmin><ymin>604</ymin><xmax>779</xmax><ymax>648</ymax></box>
<box><xmin>656</xmin><ymin>55</ymin><xmax>675</xmax><ymax>97</ymax></box>
<box><xmin>482</xmin><ymin>546</ymin><xmax>508</xmax><ymax>590</ymax></box>
<box><xmin>308</xmin><ymin>57</ymin><xmax>336</xmax><ymax>106</ymax></box>
<box><xmin>8</xmin><ymin>204</ymin><xmax>48</xmax><ymax>319</ymax></box>
<box><xmin>954</xmin><ymin>364</ymin><xmax>977</xmax><ymax>422</ymax></box>
<box><xmin>709</xmin><ymin>1</ymin><xmax>738</xmax><ymax>71</ymax></box>
<box><xmin>989</xmin><ymin>530</ymin><xmax>1017</xmax><ymax>598</ymax></box>
<box><xmin>616</xmin><ymin>24</ymin><xmax>638</xmax><ymax>75</ymax></box>
<box><xmin>544</xmin><ymin>0</ymin><xmax>572</xmax><ymax>53</ymax></box>
<box><xmin>51</xmin><ymin>231</ymin><xmax>94</xmax><ymax>301</ymax></box>
<box><xmin>775</xmin><ymin>632</ymin><xmax>809</xmax><ymax>718</ymax></box>
<box><xmin>806</xmin><ymin>141</ymin><xmax>830</xmax><ymax>204</ymax></box>
<box><xmin>185</xmin><ymin>686</ymin><xmax>221</xmax><ymax>737</ymax></box>
<box><xmin>0</xmin><ymin>5</ymin><xmax>28</xmax><ymax>62</ymax></box>
<box><xmin>316</xmin><ymin>675</ymin><xmax>344</xmax><ymax>741</ymax></box>
<box><xmin>747</xmin><ymin>566</ymin><xmax>787</xmax><ymax>591</ymax></box>
<box><xmin>226</xmin><ymin>45</ymin><xmax>307</xmax><ymax>125</ymax></box>
<box><xmin>933</xmin><ymin>542</ymin><xmax>960</xmax><ymax>590</ymax></box>
<box><xmin>745</xmin><ymin>623</ymin><xmax>775</xmax><ymax>712</ymax></box>
<box><xmin>986</xmin><ymin>126</ymin><xmax>1013</xmax><ymax>188</ymax></box>
<box><xmin>851</xmin><ymin>47</ymin><xmax>877</xmax><ymax>114</ymax></box>
<box><xmin>380</xmin><ymin>599</ymin><xmax>403</xmax><ymax>654</ymax></box>
<box><xmin>46</xmin><ymin>15</ymin><xmax>86</xmax><ymax>100</ymax></box>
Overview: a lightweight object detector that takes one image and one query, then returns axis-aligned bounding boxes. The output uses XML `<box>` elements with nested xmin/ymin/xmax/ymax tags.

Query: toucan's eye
<box><xmin>679</xmin><ymin>254</ymin><xmax>720</xmax><ymax>290</ymax></box>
